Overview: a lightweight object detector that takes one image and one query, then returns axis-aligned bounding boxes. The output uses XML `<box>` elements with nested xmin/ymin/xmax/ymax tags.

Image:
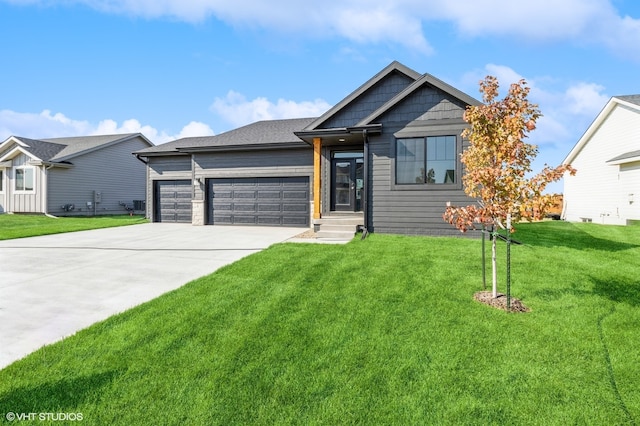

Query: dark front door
<box><xmin>331</xmin><ymin>152</ymin><xmax>364</xmax><ymax>212</ymax></box>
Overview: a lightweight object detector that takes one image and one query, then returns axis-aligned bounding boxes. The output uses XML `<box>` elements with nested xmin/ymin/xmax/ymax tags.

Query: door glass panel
<box><xmin>355</xmin><ymin>159</ymin><xmax>364</xmax><ymax>211</ymax></box>
<box><xmin>335</xmin><ymin>161</ymin><xmax>351</xmax><ymax>206</ymax></box>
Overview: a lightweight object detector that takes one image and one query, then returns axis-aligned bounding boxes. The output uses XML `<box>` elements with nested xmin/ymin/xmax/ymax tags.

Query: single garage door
<box><xmin>154</xmin><ymin>180</ymin><xmax>192</xmax><ymax>223</ymax></box>
<box><xmin>207</xmin><ymin>177</ymin><xmax>309</xmax><ymax>227</ymax></box>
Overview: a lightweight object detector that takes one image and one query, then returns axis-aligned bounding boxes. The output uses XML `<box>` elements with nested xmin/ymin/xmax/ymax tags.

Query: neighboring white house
<box><xmin>563</xmin><ymin>95</ymin><xmax>640</xmax><ymax>225</ymax></box>
<box><xmin>0</xmin><ymin>133</ymin><xmax>153</xmax><ymax>216</ymax></box>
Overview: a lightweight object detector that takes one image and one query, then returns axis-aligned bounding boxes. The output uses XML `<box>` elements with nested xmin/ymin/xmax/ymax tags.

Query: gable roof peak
<box><xmin>302</xmin><ymin>61</ymin><xmax>422</xmax><ymax>131</ymax></box>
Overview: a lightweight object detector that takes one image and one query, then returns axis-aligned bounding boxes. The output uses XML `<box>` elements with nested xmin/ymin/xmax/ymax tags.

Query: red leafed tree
<box><xmin>444</xmin><ymin>76</ymin><xmax>576</xmax><ymax>298</ymax></box>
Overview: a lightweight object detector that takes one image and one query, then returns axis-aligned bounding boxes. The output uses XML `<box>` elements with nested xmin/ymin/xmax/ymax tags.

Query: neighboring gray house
<box><xmin>135</xmin><ymin>61</ymin><xmax>480</xmax><ymax>236</ymax></box>
<box><xmin>0</xmin><ymin>133</ymin><xmax>153</xmax><ymax>215</ymax></box>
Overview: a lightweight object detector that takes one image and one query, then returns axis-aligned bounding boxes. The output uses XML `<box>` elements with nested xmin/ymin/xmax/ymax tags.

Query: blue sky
<box><xmin>1</xmin><ymin>0</ymin><xmax>639</xmax><ymax>187</ymax></box>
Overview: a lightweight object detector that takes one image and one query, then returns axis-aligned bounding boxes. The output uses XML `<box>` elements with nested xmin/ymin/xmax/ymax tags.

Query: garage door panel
<box><xmin>283</xmin><ymin>204</ymin><xmax>307</xmax><ymax>213</ymax></box>
<box><xmin>207</xmin><ymin>177</ymin><xmax>309</xmax><ymax>227</ymax></box>
<box><xmin>258</xmin><ymin>191</ymin><xmax>282</xmax><ymax>199</ymax></box>
<box><xmin>283</xmin><ymin>178</ymin><xmax>308</xmax><ymax>187</ymax></box>
<box><xmin>235</xmin><ymin>191</ymin><xmax>257</xmax><ymax>199</ymax></box>
<box><xmin>258</xmin><ymin>204</ymin><xmax>282</xmax><ymax>212</ymax></box>
<box><xmin>155</xmin><ymin>180</ymin><xmax>192</xmax><ymax>223</ymax></box>
<box><xmin>283</xmin><ymin>190</ymin><xmax>307</xmax><ymax>200</ymax></box>
<box><xmin>234</xmin><ymin>204</ymin><xmax>257</xmax><ymax>212</ymax></box>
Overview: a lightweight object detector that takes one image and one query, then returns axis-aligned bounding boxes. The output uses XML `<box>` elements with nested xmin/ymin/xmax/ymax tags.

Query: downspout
<box><xmin>134</xmin><ymin>153</ymin><xmax>149</xmax><ymax>164</ymax></box>
<box><xmin>43</xmin><ymin>163</ymin><xmax>59</xmax><ymax>218</ymax></box>
<box><xmin>134</xmin><ymin>153</ymin><xmax>150</xmax><ymax>220</ymax></box>
<box><xmin>362</xmin><ymin>129</ymin><xmax>370</xmax><ymax>238</ymax></box>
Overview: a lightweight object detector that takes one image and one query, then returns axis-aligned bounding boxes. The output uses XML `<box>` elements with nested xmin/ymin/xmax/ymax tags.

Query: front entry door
<box><xmin>331</xmin><ymin>152</ymin><xmax>364</xmax><ymax>212</ymax></box>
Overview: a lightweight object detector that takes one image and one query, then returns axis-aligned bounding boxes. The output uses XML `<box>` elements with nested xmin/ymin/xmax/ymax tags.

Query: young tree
<box><xmin>444</xmin><ymin>76</ymin><xmax>576</xmax><ymax>298</ymax></box>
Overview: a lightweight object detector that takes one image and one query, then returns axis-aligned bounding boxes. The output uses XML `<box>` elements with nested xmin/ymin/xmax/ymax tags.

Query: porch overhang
<box><xmin>294</xmin><ymin>124</ymin><xmax>381</xmax><ymax>146</ymax></box>
<box><xmin>294</xmin><ymin>124</ymin><xmax>381</xmax><ymax>223</ymax></box>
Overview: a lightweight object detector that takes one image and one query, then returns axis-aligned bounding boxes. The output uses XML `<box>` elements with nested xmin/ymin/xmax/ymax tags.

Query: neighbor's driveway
<box><xmin>0</xmin><ymin>223</ymin><xmax>303</xmax><ymax>369</ymax></box>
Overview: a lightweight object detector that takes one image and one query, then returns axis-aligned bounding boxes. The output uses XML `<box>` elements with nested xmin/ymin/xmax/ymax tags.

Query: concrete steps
<box><xmin>314</xmin><ymin>214</ymin><xmax>364</xmax><ymax>241</ymax></box>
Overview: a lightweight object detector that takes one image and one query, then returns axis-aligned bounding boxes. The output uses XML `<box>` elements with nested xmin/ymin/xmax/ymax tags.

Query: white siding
<box><xmin>564</xmin><ymin>104</ymin><xmax>640</xmax><ymax>224</ymax></box>
<box><xmin>6</xmin><ymin>153</ymin><xmax>45</xmax><ymax>213</ymax></box>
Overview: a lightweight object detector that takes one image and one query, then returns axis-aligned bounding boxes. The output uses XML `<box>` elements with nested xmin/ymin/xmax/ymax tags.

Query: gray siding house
<box><xmin>0</xmin><ymin>133</ymin><xmax>153</xmax><ymax>215</ymax></box>
<box><xmin>135</xmin><ymin>61</ymin><xmax>480</xmax><ymax>236</ymax></box>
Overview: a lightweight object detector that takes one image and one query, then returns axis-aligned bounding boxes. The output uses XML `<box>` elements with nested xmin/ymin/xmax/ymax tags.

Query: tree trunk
<box><xmin>492</xmin><ymin>236</ymin><xmax>498</xmax><ymax>298</ymax></box>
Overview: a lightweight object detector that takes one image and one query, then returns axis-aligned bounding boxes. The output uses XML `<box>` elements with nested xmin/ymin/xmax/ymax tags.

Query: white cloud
<box><xmin>210</xmin><ymin>90</ymin><xmax>331</xmax><ymax>128</ymax></box>
<box><xmin>460</xmin><ymin>64</ymin><xmax>610</xmax><ymax>153</ymax></box>
<box><xmin>0</xmin><ymin>109</ymin><xmax>214</xmax><ymax>144</ymax></box>
<box><xmin>6</xmin><ymin>0</ymin><xmax>638</xmax><ymax>57</ymax></box>
<box><xmin>175</xmin><ymin>121</ymin><xmax>216</xmax><ymax>139</ymax></box>
<box><xmin>564</xmin><ymin>82</ymin><xmax>609</xmax><ymax>116</ymax></box>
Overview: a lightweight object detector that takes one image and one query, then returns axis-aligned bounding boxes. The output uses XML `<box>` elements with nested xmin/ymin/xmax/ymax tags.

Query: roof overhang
<box><xmin>28</xmin><ymin>160</ymin><xmax>74</xmax><ymax>169</ymax></box>
<box><xmin>294</xmin><ymin>124</ymin><xmax>382</xmax><ymax>146</ymax></box>
<box><xmin>607</xmin><ymin>150</ymin><xmax>640</xmax><ymax>165</ymax></box>
<box><xmin>564</xmin><ymin>96</ymin><xmax>640</xmax><ymax>165</ymax></box>
<box><xmin>176</xmin><ymin>141</ymin><xmax>310</xmax><ymax>153</ymax></box>
<box><xmin>0</xmin><ymin>146</ymin><xmax>41</xmax><ymax>163</ymax></box>
<box><xmin>0</xmin><ymin>136</ymin><xmax>27</xmax><ymax>152</ymax></box>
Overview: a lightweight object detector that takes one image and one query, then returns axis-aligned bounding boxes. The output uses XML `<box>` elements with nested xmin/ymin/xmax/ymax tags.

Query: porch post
<box><xmin>313</xmin><ymin>137</ymin><xmax>322</xmax><ymax>219</ymax></box>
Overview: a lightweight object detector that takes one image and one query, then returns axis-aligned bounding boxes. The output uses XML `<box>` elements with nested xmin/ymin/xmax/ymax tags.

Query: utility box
<box><xmin>94</xmin><ymin>191</ymin><xmax>102</xmax><ymax>203</ymax></box>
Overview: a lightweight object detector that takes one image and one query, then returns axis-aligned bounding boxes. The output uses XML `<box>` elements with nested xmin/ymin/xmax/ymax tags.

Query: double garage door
<box><xmin>207</xmin><ymin>177</ymin><xmax>309</xmax><ymax>227</ymax></box>
<box><xmin>155</xmin><ymin>177</ymin><xmax>309</xmax><ymax>227</ymax></box>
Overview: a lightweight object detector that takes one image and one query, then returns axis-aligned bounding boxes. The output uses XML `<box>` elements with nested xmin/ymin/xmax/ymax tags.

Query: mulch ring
<box><xmin>474</xmin><ymin>291</ymin><xmax>530</xmax><ymax>313</ymax></box>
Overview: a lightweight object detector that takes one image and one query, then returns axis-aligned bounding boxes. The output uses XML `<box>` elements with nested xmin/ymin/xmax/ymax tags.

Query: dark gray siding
<box><xmin>193</xmin><ymin>148</ymin><xmax>312</xmax><ymax>191</ymax></box>
<box><xmin>367</xmin><ymin>88</ymin><xmax>476</xmax><ymax>236</ymax></box>
<box><xmin>319</xmin><ymin>72</ymin><xmax>415</xmax><ymax>129</ymax></box>
<box><xmin>147</xmin><ymin>155</ymin><xmax>192</xmax><ymax>220</ymax></box>
<box><xmin>47</xmin><ymin>137</ymin><xmax>149</xmax><ymax>215</ymax></box>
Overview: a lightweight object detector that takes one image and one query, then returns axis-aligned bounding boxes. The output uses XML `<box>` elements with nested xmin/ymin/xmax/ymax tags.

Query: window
<box><xmin>396</xmin><ymin>136</ymin><xmax>456</xmax><ymax>185</ymax></box>
<box><xmin>0</xmin><ymin>170</ymin><xmax>3</xmax><ymax>192</ymax></box>
<box><xmin>15</xmin><ymin>167</ymin><xmax>34</xmax><ymax>192</ymax></box>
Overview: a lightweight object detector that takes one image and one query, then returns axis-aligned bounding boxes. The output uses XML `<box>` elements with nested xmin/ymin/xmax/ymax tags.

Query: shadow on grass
<box><xmin>592</xmin><ymin>277</ymin><xmax>640</xmax><ymax>307</ymax></box>
<box><xmin>516</xmin><ymin>222</ymin><xmax>640</xmax><ymax>252</ymax></box>
<box><xmin>0</xmin><ymin>371</ymin><xmax>117</xmax><ymax>412</ymax></box>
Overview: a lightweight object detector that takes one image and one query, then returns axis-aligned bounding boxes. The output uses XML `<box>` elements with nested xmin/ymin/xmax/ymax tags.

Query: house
<box><xmin>563</xmin><ymin>95</ymin><xmax>640</xmax><ymax>225</ymax></box>
<box><xmin>0</xmin><ymin>133</ymin><xmax>153</xmax><ymax>215</ymax></box>
<box><xmin>134</xmin><ymin>61</ymin><xmax>481</xmax><ymax>236</ymax></box>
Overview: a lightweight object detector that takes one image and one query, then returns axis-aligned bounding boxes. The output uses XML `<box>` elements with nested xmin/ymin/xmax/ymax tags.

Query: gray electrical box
<box><xmin>94</xmin><ymin>191</ymin><xmax>102</xmax><ymax>203</ymax></box>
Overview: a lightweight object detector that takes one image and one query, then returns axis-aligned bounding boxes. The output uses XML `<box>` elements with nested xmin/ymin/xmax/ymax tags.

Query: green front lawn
<box><xmin>1</xmin><ymin>222</ymin><xmax>638</xmax><ymax>424</ymax></box>
<box><xmin>0</xmin><ymin>214</ymin><xmax>147</xmax><ymax>240</ymax></box>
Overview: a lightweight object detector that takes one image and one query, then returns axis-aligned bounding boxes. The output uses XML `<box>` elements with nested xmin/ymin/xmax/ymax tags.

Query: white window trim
<box><xmin>14</xmin><ymin>166</ymin><xmax>36</xmax><ymax>193</ymax></box>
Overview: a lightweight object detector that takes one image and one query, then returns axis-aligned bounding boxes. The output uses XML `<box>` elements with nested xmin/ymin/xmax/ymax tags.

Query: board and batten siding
<box><xmin>367</xmin><ymin>87</ymin><xmax>475</xmax><ymax>236</ymax></box>
<box><xmin>5</xmin><ymin>152</ymin><xmax>45</xmax><ymax>213</ymax></box>
<box><xmin>564</xmin><ymin>103</ymin><xmax>640</xmax><ymax>225</ymax></box>
<box><xmin>47</xmin><ymin>137</ymin><xmax>150</xmax><ymax>215</ymax></box>
<box><xmin>319</xmin><ymin>72</ymin><xmax>415</xmax><ymax>129</ymax></box>
<box><xmin>147</xmin><ymin>155</ymin><xmax>193</xmax><ymax>219</ymax></box>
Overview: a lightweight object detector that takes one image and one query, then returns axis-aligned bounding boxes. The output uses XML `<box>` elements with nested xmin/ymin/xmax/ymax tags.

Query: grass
<box><xmin>0</xmin><ymin>214</ymin><xmax>148</xmax><ymax>240</ymax></box>
<box><xmin>0</xmin><ymin>221</ymin><xmax>639</xmax><ymax>424</ymax></box>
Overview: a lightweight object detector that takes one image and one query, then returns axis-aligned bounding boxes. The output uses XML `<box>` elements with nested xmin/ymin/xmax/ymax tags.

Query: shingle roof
<box><xmin>1</xmin><ymin>133</ymin><xmax>151</xmax><ymax>163</ymax></box>
<box><xmin>11</xmin><ymin>137</ymin><xmax>67</xmax><ymax>161</ymax></box>
<box><xmin>615</xmin><ymin>95</ymin><xmax>640</xmax><ymax>106</ymax></box>
<box><xmin>136</xmin><ymin>118</ymin><xmax>316</xmax><ymax>155</ymax></box>
<box><xmin>41</xmin><ymin>134</ymin><xmax>142</xmax><ymax>161</ymax></box>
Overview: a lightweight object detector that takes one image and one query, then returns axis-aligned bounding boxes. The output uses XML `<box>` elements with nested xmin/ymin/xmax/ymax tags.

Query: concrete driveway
<box><xmin>0</xmin><ymin>223</ymin><xmax>303</xmax><ymax>369</ymax></box>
